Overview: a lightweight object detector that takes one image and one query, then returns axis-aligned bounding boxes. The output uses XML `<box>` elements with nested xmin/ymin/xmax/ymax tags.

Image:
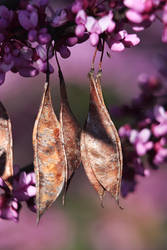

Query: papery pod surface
<box><xmin>81</xmin><ymin>70</ymin><xmax>123</xmax><ymax>202</ymax></box>
<box><xmin>0</xmin><ymin>102</ymin><xmax>13</xmax><ymax>190</ymax></box>
<box><xmin>59</xmin><ymin>70</ymin><xmax>81</xmax><ymax>187</ymax></box>
<box><xmin>33</xmin><ymin>82</ymin><xmax>66</xmax><ymax>222</ymax></box>
<box><xmin>80</xmin><ymin>130</ymin><xmax>105</xmax><ymax>201</ymax></box>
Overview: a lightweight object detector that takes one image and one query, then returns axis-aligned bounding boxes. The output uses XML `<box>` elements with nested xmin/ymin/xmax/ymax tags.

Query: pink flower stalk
<box><xmin>112</xmin><ymin>71</ymin><xmax>167</xmax><ymax>197</ymax></box>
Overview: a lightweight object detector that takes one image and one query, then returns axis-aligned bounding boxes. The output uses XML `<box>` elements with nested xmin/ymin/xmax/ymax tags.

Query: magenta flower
<box><xmin>123</xmin><ymin>0</ymin><xmax>159</xmax><ymax>33</ymax></box>
<box><xmin>107</xmin><ymin>30</ymin><xmax>140</xmax><ymax>52</ymax></box>
<box><xmin>152</xmin><ymin>105</ymin><xmax>167</xmax><ymax>137</ymax></box>
<box><xmin>0</xmin><ymin>167</ymin><xmax>36</xmax><ymax>222</ymax></box>
<box><xmin>0</xmin><ymin>177</ymin><xmax>21</xmax><ymax>222</ymax></box>
<box><xmin>36</xmin><ymin>58</ymin><xmax>54</xmax><ymax>73</ymax></box>
<box><xmin>36</xmin><ymin>44</ymin><xmax>54</xmax><ymax>62</ymax></box>
<box><xmin>85</xmin><ymin>11</ymin><xmax>115</xmax><ymax>46</ymax></box>
<box><xmin>58</xmin><ymin>45</ymin><xmax>71</xmax><ymax>58</ymax></box>
<box><xmin>124</xmin><ymin>0</ymin><xmax>150</xmax><ymax>12</ymax></box>
<box><xmin>75</xmin><ymin>9</ymin><xmax>87</xmax><ymax>37</ymax></box>
<box><xmin>138</xmin><ymin>74</ymin><xmax>162</xmax><ymax>92</ymax></box>
<box><xmin>119</xmin><ymin>124</ymin><xmax>132</xmax><ymax>138</ymax></box>
<box><xmin>153</xmin><ymin>138</ymin><xmax>167</xmax><ymax>165</ymax></box>
<box><xmin>13</xmin><ymin>172</ymin><xmax>36</xmax><ymax>202</ymax></box>
<box><xmin>0</xmin><ymin>6</ymin><xmax>13</xmax><ymax>30</ymax></box>
<box><xmin>124</xmin><ymin>0</ymin><xmax>153</xmax><ymax>23</ymax></box>
<box><xmin>0</xmin><ymin>194</ymin><xmax>20</xmax><ymax>222</ymax></box>
<box><xmin>75</xmin><ymin>9</ymin><xmax>115</xmax><ymax>46</ymax></box>
<box><xmin>50</xmin><ymin>9</ymin><xmax>68</xmax><ymax>28</ymax></box>
<box><xmin>66</xmin><ymin>37</ymin><xmax>78</xmax><ymax>46</ymax></box>
<box><xmin>72</xmin><ymin>0</ymin><xmax>83</xmax><ymax>13</ymax></box>
<box><xmin>130</xmin><ymin>128</ymin><xmax>153</xmax><ymax>156</ymax></box>
<box><xmin>162</xmin><ymin>3</ymin><xmax>167</xmax><ymax>42</ymax></box>
<box><xmin>18</xmin><ymin>9</ymin><xmax>38</xmax><ymax>31</ymax></box>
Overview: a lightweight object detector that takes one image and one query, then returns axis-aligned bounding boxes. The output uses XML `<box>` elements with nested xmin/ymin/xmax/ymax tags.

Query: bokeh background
<box><xmin>0</xmin><ymin>10</ymin><xmax>167</xmax><ymax>250</ymax></box>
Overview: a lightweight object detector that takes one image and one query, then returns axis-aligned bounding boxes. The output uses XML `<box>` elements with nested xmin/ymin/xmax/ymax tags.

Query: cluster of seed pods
<box><xmin>32</xmin><ymin>61</ymin><xmax>123</xmax><ymax>222</ymax></box>
<box><xmin>0</xmin><ymin>61</ymin><xmax>123</xmax><ymax>223</ymax></box>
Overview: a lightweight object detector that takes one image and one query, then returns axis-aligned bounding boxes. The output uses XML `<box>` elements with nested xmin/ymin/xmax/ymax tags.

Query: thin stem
<box><xmin>55</xmin><ymin>51</ymin><xmax>61</xmax><ymax>76</ymax></box>
<box><xmin>46</xmin><ymin>43</ymin><xmax>51</xmax><ymax>83</ymax></box>
<box><xmin>91</xmin><ymin>47</ymin><xmax>98</xmax><ymax>70</ymax></box>
<box><xmin>99</xmin><ymin>39</ymin><xmax>105</xmax><ymax>71</ymax></box>
<box><xmin>55</xmin><ymin>51</ymin><xmax>65</xmax><ymax>82</ymax></box>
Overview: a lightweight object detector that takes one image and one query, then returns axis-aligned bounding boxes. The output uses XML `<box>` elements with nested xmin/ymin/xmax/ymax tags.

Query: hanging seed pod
<box><xmin>58</xmin><ymin>68</ymin><xmax>81</xmax><ymax>197</ymax></box>
<box><xmin>81</xmin><ymin>69</ymin><xmax>123</xmax><ymax>204</ymax></box>
<box><xmin>0</xmin><ymin>102</ymin><xmax>13</xmax><ymax>190</ymax></box>
<box><xmin>33</xmin><ymin>82</ymin><xmax>66</xmax><ymax>222</ymax></box>
<box><xmin>80</xmin><ymin>130</ymin><xmax>105</xmax><ymax>202</ymax></box>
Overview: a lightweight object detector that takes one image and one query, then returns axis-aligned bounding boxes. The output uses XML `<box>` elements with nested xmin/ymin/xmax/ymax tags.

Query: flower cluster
<box><xmin>0</xmin><ymin>0</ymin><xmax>167</xmax><ymax>84</ymax></box>
<box><xmin>124</xmin><ymin>0</ymin><xmax>167</xmax><ymax>41</ymax></box>
<box><xmin>0</xmin><ymin>166</ymin><xmax>36</xmax><ymax>222</ymax></box>
<box><xmin>111</xmin><ymin>74</ymin><xmax>167</xmax><ymax>197</ymax></box>
<box><xmin>0</xmin><ymin>0</ymin><xmax>167</xmax><ymax>222</ymax></box>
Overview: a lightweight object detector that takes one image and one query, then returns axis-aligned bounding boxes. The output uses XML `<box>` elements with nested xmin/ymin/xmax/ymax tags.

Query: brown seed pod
<box><xmin>0</xmin><ymin>102</ymin><xmax>13</xmax><ymax>190</ymax></box>
<box><xmin>33</xmin><ymin>82</ymin><xmax>66</xmax><ymax>222</ymax></box>
<box><xmin>80</xmin><ymin>130</ymin><xmax>105</xmax><ymax>202</ymax></box>
<box><xmin>58</xmin><ymin>66</ymin><xmax>81</xmax><ymax>198</ymax></box>
<box><xmin>81</xmin><ymin>69</ymin><xmax>123</xmax><ymax>204</ymax></box>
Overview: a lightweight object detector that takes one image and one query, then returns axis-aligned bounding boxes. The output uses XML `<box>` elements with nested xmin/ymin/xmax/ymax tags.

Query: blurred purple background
<box><xmin>0</xmin><ymin>18</ymin><xmax>167</xmax><ymax>250</ymax></box>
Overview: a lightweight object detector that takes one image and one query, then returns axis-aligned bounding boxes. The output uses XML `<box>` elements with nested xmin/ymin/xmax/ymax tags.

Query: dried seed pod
<box><xmin>58</xmin><ymin>69</ymin><xmax>81</xmax><ymax>195</ymax></box>
<box><xmin>33</xmin><ymin>82</ymin><xmax>66</xmax><ymax>222</ymax></box>
<box><xmin>80</xmin><ymin>130</ymin><xmax>105</xmax><ymax>201</ymax></box>
<box><xmin>0</xmin><ymin>102</ymin><xmax>13</xmax><ymax>190</ymax></box>
<box><xmin>81</xmin><ymin>70</ymin><xmax>123</xmax><ymax>204</ymax></box>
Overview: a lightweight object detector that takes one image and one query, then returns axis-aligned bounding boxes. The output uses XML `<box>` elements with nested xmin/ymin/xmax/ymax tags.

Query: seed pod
<box><xmin>80</xmin><ymin>130</ymin><xmax>105</xmax><ymax>202</ymax></box>
<box><xmin>33</xmin><ymin>82</ymin><xmax>66</xmax><ymax>222</ymax></box>
<box><xmin>81</xmin><ymin>70</ymin><xmax>123</xmax><ymax>204</ymax></box>
<box><xmin>58</xmin><ymin>69</ymin><xmax>81</xmax><ymax>196</ymax></box>
<box><xmin>0</xmin><ymin>102</ymin><xmax>13</xmax><ymax>190</ymax></box>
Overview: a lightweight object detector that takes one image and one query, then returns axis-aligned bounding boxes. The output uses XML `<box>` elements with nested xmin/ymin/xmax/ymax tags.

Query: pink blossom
<box><xmin>18</xmin><ymin>67</ymin><xmax>38</xmax><ymax>77</ymax></box>
<box><xmin>152</xmin><ymin>105</ymin><xmax>167</xmax><ymax>137</ymax></box>
<box><xmin>66</xmin><ymin>37</ymin><xmax>78</xmax><ymax>46</ymax></box>
<box><xmin>51</xmin><ymin>9</ymin><xmax>68</xmax><ymax>27</ymax></box>
<box><xmin>153</xmin><ymin>138</ymin><xmax>167</xmax><ymax>165</ymax></box>
<box><xmin>58</xmin><ymin>45</ymin><xmax>71</xmax><ymax>58</ymax></box>
<box><xmin>107</xmin><ymin>30</ymin><xmax>140</xmax><ymax>52</ymax></box>
<box><xmin>75</xmin><ymin>24</ymin><xmax>85</xmax><ymax>37</ymax></box>
<box><xmin>72</xmin><ymin>0</ymin><xmax>83</xmax><ymax>13</ymax></box>
<box><xmin>36</xmin><ymin>59</ymin><xmax>54</xmax><ymax>73</ymax></box>
<box><xmin>126</xmin><ymin>10</ymin><xmax>143</xmax><ymax>23</ymax></box>
<box><xmin>13</xmin><ymin>172</ymin><xmax>36</xmax><ymax>201</ymax></box>
<box><xmin>75</xmin><ymin>9</ymin><xmax>87</xmax><ymax>25</ymax></box>
<box><xmin>0</xmin><ymin>6</ymin><xmax>13</xmax><ymax>30</ymax></box>
<box><xmin>0</xmin><ymin>195</ymin><xmax>20</xmax><ymax>222</ymax></box>
<box><xmin>84</xmin><ymin>12</ymin><xmax>115</xmax><ymax>46</ymax></box>
<box><xmin>119</xmin><ymin>124</ymin><xmax>131</xmax><ymax>137</ymax></box>
<box><xmin>130</xmin><ymin>128</ymin><xmax>153</xmax><ymax>156</ymax></box>
<box><xmin>18</xmin><ymin>10</ymin><xmax>38</xmax><ymax>30</ymax></box>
